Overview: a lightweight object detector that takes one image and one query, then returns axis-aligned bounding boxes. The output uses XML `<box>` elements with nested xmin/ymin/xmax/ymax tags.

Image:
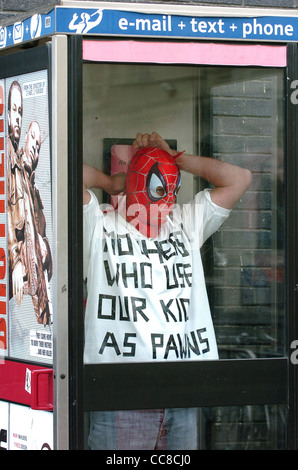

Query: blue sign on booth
<box><xmin>0</xmin><ymin>6</ymin><xmax>298</xmax><ymax>50</ymax></box>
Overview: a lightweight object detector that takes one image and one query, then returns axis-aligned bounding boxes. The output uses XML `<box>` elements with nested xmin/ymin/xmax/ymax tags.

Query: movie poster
<box><xmin>0</xmin><ymin>79</ymin><xmax>7</xmax><ymax>359</ymax></box>
<box><xmin>5</xmin><ymin>70</ymin><xmax>53</xmax><ymax>364</ymax></box>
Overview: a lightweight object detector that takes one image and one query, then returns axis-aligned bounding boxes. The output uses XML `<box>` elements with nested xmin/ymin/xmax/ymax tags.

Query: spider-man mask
<box><xmin>125</xmin><ymin>146</ymin><xmax>181</xmax><ymax>237</ymax></box>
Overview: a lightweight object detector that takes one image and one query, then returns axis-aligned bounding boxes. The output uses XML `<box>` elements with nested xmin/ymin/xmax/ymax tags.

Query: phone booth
<box><xmin>0</xmin><ymin>1</ymin><xmax>297</xmax><ymax>451</ymax></box>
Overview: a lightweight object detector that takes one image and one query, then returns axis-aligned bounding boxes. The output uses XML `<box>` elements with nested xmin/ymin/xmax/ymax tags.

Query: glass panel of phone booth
<box><xmin>82</xmin><ymin>63</ymin><xmax>285</xmax><ymax>450</ymax></box>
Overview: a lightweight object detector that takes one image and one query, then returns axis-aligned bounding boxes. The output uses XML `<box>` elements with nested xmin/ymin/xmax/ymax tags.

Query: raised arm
<box><xmin>134</xmin><ymin>132</ymin><xmax>252</xmax><ymax>210</ymax></box>
<box><xmin>175</xmin><ymin>153</ymin><xmax>252</xmax><ymax>210</ymax></box>
<box><xmin>83</xmin><ymin>163</ymin><xmax>126</xmax><ymax>205</ymax></box>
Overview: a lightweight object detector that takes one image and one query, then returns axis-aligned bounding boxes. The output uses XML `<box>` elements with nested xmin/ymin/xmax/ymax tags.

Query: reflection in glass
<box><xmin>83</xmin><ymin>64</ymin><xmax>285</xmax><ymax>361</ymax></box>
<box><xmin>200</xmin><ymin>69</ymin><xmax>285</xmax><ymax>359</ymax></box>
<box><xmin>83</xmin><ymin>63</ymin><xmax>286</xmax><ymax>450</ymax></box>
<box><xmin>200</xmin><ymin>404</ymin><xmax>287</xmax><ymax>450</ymax></box>
<box><xmin>84</xmin><ymin>404</ymin><xmax>287</xmax><ymax>450</ymax></box>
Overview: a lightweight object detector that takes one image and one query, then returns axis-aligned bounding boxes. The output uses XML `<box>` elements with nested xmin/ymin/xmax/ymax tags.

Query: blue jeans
<box><xmin>88</xmin><ymin>408</ymin><xmax>198</xmax><ymax>450</ymax></box>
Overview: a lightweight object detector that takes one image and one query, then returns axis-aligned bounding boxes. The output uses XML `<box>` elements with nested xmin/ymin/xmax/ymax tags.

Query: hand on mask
<box><xmin>133</xmin><ymin>132</ymin><xmax>177</xmax><ymax>157</ymax></box>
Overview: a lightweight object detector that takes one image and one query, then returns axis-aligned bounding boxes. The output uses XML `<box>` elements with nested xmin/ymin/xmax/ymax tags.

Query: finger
<box><xmin>15</xmin><ymin>285</ymin><xmax>20</xmax><ymax>306</ymax></box>
<box><xmin>17</xmin><ymin>284</ymin><xmax>23</xmax><ymax>305</ymax></box>
<box><xmin>15</xmin><ymin>280</ymin><xmax>20</xmax><ymax>305</ymax></box>
<box><xmin>148</xmin><ymin>132</ymin><xmax>161</xmax><ymax>145</ymax></box>
<box><xmin>149</xmin><ymin>132</ymin><xmax>169</xmax><ymax>151</ymax></box>
<box><xmin>141</xmin><ymin>133</ymin><xmax>150</xmax><ymax>147</ymax></box>
<box><xmin>134</xmin><ymin>133</ymin><xmax>144</xmax><ymax>148</ymax></box>
<box><xmin>13</xmin><ymin>277</ymin><xmax>17</xmax><ymax>300</ymax></box>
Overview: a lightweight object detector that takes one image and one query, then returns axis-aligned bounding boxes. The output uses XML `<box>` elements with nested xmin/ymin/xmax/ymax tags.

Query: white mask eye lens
<box><xmin>148</xmin><ymin>173</ymin><xmax>167</xmax><ymax>200</ymax></box>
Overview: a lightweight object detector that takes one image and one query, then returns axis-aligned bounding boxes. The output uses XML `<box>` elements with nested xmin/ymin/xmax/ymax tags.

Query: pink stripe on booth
<box><xmin>83</xmin><ymin>40</ymin><xmax>287</xmax><ymax>67</ymax></box>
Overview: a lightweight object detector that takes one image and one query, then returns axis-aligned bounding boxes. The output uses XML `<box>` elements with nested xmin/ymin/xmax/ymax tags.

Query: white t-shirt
<box><xmin>83</xmin><ymin>189</ymin><xmax>230</xmax><ymax>364</ymax></box>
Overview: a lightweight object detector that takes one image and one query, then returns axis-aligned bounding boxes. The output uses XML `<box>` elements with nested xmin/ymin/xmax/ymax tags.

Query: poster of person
<box><xmin>5</xmin><ymin>70</ymin><xmax>53</xmax><ymax>364</ymax></box>
<box><xmin>0</xmin><ymin>80</ymin><xmax>6</xmax><ymax>358</ymax></box>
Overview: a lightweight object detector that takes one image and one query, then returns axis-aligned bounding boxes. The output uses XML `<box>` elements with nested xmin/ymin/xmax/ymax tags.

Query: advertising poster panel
<box><xmin>5</xmin><ymin>70</ymin><xmax>53</xmax><ymax>364</ymax></box>
<box><xmin>0</xmin><ymin>80</ymin><xmax>6</xmax><ymax>359</ymax></box>
<box><xmin>0</xmin><ymin>401</ymin><xmax>8</xmax><ymax>450</ymax></box>
<box><xmin>9</xmin><ymin>403</ymin><xmax>53</xmax><ymax>450</ymax></box>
